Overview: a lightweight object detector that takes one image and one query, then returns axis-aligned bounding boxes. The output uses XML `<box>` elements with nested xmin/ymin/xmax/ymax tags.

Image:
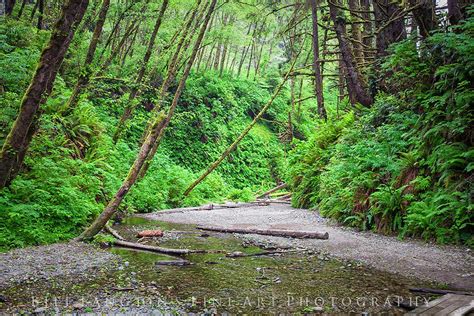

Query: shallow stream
<box><xmin>2</xmin><ymin>216</ymin><xmax>435</xmax><ymax>314</ymax></box>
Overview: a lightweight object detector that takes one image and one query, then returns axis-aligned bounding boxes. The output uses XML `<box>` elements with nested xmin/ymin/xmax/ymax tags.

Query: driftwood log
<box><xmin>196</xmin><ymin>226</ymin><xmax>329</xmax><ymax>239</ymax></box>
<box><xmin>137</xmin><ymin>229</ymin><xmax>163</xmax><ymax>238</ymax></box>
<box><xmin>226</xmin><ymin>249</ymin><xmax>298</xmax><ymax>258</ymax></box>
<box><xmin>409</xmin><ymin>288</ymin><xmax>473</xmax><ymax>296</ymax></box>
<box><xmin>104</xmin><ymin>224</ymin><xmax>125</xmax><ymax>240</ymax></box>
<box><xmin>156</xmin><ymin>259</ymin><xmax>192</xmax><ymax>266</ymax></box>
<box><xmin>256</xmin><ymin>199</ymin><xmax>291</xmax><ymax>205</ymax></box>
<box><xmin>257</xmin><ymin>183</ymin><xmax>288</xmax><ymax>199</ymax></box>
<box><xmin>112</xmin><ymin>239</ymin><xmax>207</xmax><ymax>255</ymax></box>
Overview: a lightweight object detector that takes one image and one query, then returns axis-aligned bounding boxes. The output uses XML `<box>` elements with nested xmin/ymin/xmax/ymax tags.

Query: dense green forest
<box><xmin>0</xmin><ymin>0</ymin><xmax>472</xmax><ymax>250</ymax></box>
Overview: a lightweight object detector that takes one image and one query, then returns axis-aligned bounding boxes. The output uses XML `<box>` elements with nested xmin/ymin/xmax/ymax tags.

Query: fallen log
<box><xmin>256</xmin><ymin>199</ymin><xmax>292</xmax><ymax>205</ymax></box>
<box><xmin>226</xmin><ymin>249</ymin><xmax>298</xmax><ymax>258</ymax></box>
<box><xmin>156</xmin><ymin>259</ymin><xmax>192</xmax><ymax>266</ymax></box>
<box><xmin>146</xmin><ymin>201</ymin><xmax>268</xmax><ymax>216</ymax></box>
<box><xmin>196</xmin><ymin>226</ymin><xmax>329</xmax><ymax>239</ymax></box>
<box><xmin>257</xmin><ymin>183</ymin><xmax>288</xmax><ymax>199</ymax></box>
<box><xmin>111</xmin><ymin>287</ymin><xmax>135</xmax><ymax>291</ymax></box>
<box><xmin>276</xmin><ymin>193</ymin><xmax>292</xmax><ymax>200</ymax></box>
<box><xmin>409</xmin><ymin>288</ymin><xmax>473</xmax><ymax>296</ymax></box>
<box><xmin>104</xmin><ymin>224</ymin><xmax>125</xmax><ymax>240</ymax></box>
<box><xmin>137</xmin><ymin>229</ymin><xmax>163</xmax><ymax>238</ymax></box>
<box><xmin>112</xmin><ymin>239</ymin><xmax>207</xmax><ymax>255</ymax></box>
<box><xmin>269</xmin><ymin>191</ymin><xmax>291</xmax><ymax>198</ymax></box>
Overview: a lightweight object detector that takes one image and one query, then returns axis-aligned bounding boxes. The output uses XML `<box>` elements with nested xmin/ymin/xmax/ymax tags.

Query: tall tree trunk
<box><xmin>229</xmin><ymin>46</ymin><xmax>238</xmax><ymax>74</ymax></box>
<box><xmin>0</xmin><ymin>0</ymin><xmax>89</xmax><ymax>189</ymax></box>
<box><xmin>329</xmin><ymin>0</ymin><xmax>373</xmax><ymax>107</ymax></box>
<box><xmin>237</xmin><ymin>23</ymin><xmax>252</xmax><ymax>76</ymax></box>
<box><xmin>16</xmin><ymin>0</ymin><xmax>26</xmax><ymax>18</ymax></box>
<box><xmin>310</xmin><ymin>0</ymin><xmax>327</xmax><ymax>120</ymax></box>
<box><xmin>246</xmin><ymin>40</ymin><xmax>254</xmax><ymax>79</ymax></box>
<box><xmin>409</xmin><ymin>0</ymin><xmax>437</xmax><ymax>38</ymax></box>
<box><xmin>373</xmin><ymin>0</ymin><xmax>406</xmax><ymax>57</ymax></box>
<box><xmin>29</xmin><ymin>0</ymin><xmax>38</xmax><ymax>21</ymax></box>
<box><xmin>253</xmin><ymin>39</ymin><xmax>265</xmax><ymax>80</ymax></box>
<box><xmin>196</xmin><ymin>45</ymin><xmax>205</xmax><ymax>71</ymax></box>
<box><xmin>448</xmin><ymin>0</ymin><xmax>468</xmax><ymax>25</ymax></box>
<box><xmin>5</xmin><ymin>0</ymin><xmax>15</xmax><ymax>15</ymax></box>
<box><xmin>37</xmin><ymin>0</ymin><xmax>43</xmax><ymax>29</ymax></box>
<box><xmin>79</xmin><ymin>0</ymin><xmax>217</xmax><ymax>240</ymax></box>
<box><xmin>120</xmin><ymin>25</ymin><xmax>139</xmax><ymax>67</ymax></box>
<box><xmin>359</xmin><ymin>0</ymin><xmax>373</xmax><ymax>60</ymax></box>
<box><xmin>111</xmin><ymin>0</ymin><xmax>169</xmax><ymax>142</ymax></box>
<box><xmin>66</xmin><ymin>0</ymin><xmax>110</xmax><ymax>110</ymax></box>
<box><xmin>213</xmin><ymin>43</ymin><xmax>221</xmax><ymax>70</ymax></box>
<box><xmin>348</xmin><ymin>0</ymin><xmax>364</xmax><ymax>66</ymax></box>
<box><xmin>219</xmin><ymin>41</ymin><xmax>227</xmax><ymax>76</ymax></box>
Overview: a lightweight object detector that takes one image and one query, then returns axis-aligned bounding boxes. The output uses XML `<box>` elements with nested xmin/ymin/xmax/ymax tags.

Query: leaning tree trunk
<box><xmin>79</xmin><ymin>0</ymin><xmax>217</xmax><ymax>240</ymax></box>
<box><xmin>183</xmin><ymin>56</ymin><xmax>299</xmax><ymax>197</ymax></box>
<box><xmin>66</xmin><ymin>0</ymin><xmax>110</xmax><ymax>110</ymax></box>
<box><xmin>0</xmin><ymin>0</ymin><xmax>89</xmax><ymax>189</ymax></box>
<box><xmin>310</xmin><ymin>0</ymin><xmax>327</xmax><ymax>120</ymax></box>
<box><xmin>329</xmin><ymin>0</ymin><xmax>373</xmax><ymax>107</ymax></box>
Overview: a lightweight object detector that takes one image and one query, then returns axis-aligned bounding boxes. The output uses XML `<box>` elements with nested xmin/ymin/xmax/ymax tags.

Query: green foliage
<box><xmin>0</xmin><ymin>20</ymin><xmax>289</xmax><ymax>250</ymax></box>
<box><xmin>288</xmin><ymin>16</ymin><xmax>474</xmax><ymax>245</ymax></box>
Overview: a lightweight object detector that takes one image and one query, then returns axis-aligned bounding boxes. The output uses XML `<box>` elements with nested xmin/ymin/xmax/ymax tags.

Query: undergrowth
<box><xmin>288</xmin><ymin>16</ymin><xmax>474</xmax><ymax>245</ymax></box>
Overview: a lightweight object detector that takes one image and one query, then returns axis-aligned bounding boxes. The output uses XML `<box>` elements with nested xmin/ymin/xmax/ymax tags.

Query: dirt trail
<box><xmin>143</xmin><ymin>203</ymin><xmax>474</xmax><ymax>290</ymax></box>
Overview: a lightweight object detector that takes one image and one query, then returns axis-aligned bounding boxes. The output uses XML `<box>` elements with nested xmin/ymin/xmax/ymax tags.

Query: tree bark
<box><xmin>409</xmin><ymin>0</ymin><xmax>437</xmax><ymax>38</ymax></box>
<box><xmin>16</xmin><ymin>0</ymin><xmax>26</xmax><ymax>18</ymax></box>
<box><xmin>219</xmin><ymin>41</ymin><xmax>227</xmax><ymax>76</ymax></box>
<box><xmin>237</xmin><ymin>22</ymin><xmax>252</xmax><ymax>76</ymax></box>
<box><xmin>196</xmin><ymin>226</ymin><xmax>329</xmax><ymax>240</ymax></box>
<box><xmin>29</xmin><ymin>0</ymin><xmax>38</xmax><ymax>21</ymax></box>
<box><xmin>79</xmin><ymin>0</ymin><xmax>217</xmax><ymax>240</ymax></box>
<box><xmin>0</xmin><ymin>0</ymin><xmax>89</xmax><ymax>189</ymax></box>
<box><xmin>257</xmin><ymin>183</ymin><xmax>288</xmax><ymax>199</ymax></box>
<box><xmin>66</xmin><ymin>0</ymin><xmax>110</xmax><ymax>110</ymax></box>
<box><xmin>5</xmin><ymin>0</ymin><xmax>15</xmax><ymax>15</ymax></box>
<box><xmin>37</xmin><ymin>0</ymin><xmax>43</xmax><ymax>29</ymax></box>
<box><xmin>359</xmin><ymin>0</ymin><xmax>373</xmax><ymax>60</ymax></box>
<box><xmin>113</xmin><ymin>240</ymin><xmax>207</xmax><ymax>255</ymax></box>
<box><xmin>329</xmin><ymin>0</ymin><xmax>373</xmax><ymax>107</ymax></box>
<box><xmin>373</xmin><ymin>0</ymin><xmax>406</xmax><ymax>57</ymax></box>
<box><xmin>348</xmin><ymin>0</ymin><xmax>364</xmax><ymax>66</ymax></box>
<box><xmin>310</xmin><ymin>0</ymin><xmax>327</xmax><ymax>120</ymax></box>
<box><xmin>448</xmin><ymin>0</ymin><xmax>468</xmax><ymax>25</ymax></box>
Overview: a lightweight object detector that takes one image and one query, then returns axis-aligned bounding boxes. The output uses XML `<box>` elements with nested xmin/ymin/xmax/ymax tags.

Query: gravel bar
<box><xmin>143</xmin><ymin>204</ymin><xmax>474</xmax><ymax>290</ymax></box>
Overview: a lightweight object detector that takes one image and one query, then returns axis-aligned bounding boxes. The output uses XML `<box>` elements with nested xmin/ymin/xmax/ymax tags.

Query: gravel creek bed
<box><xmin>0</xmin><ymin>204</ymin><xmax>472</xmax><ymax>314</ymax></box>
